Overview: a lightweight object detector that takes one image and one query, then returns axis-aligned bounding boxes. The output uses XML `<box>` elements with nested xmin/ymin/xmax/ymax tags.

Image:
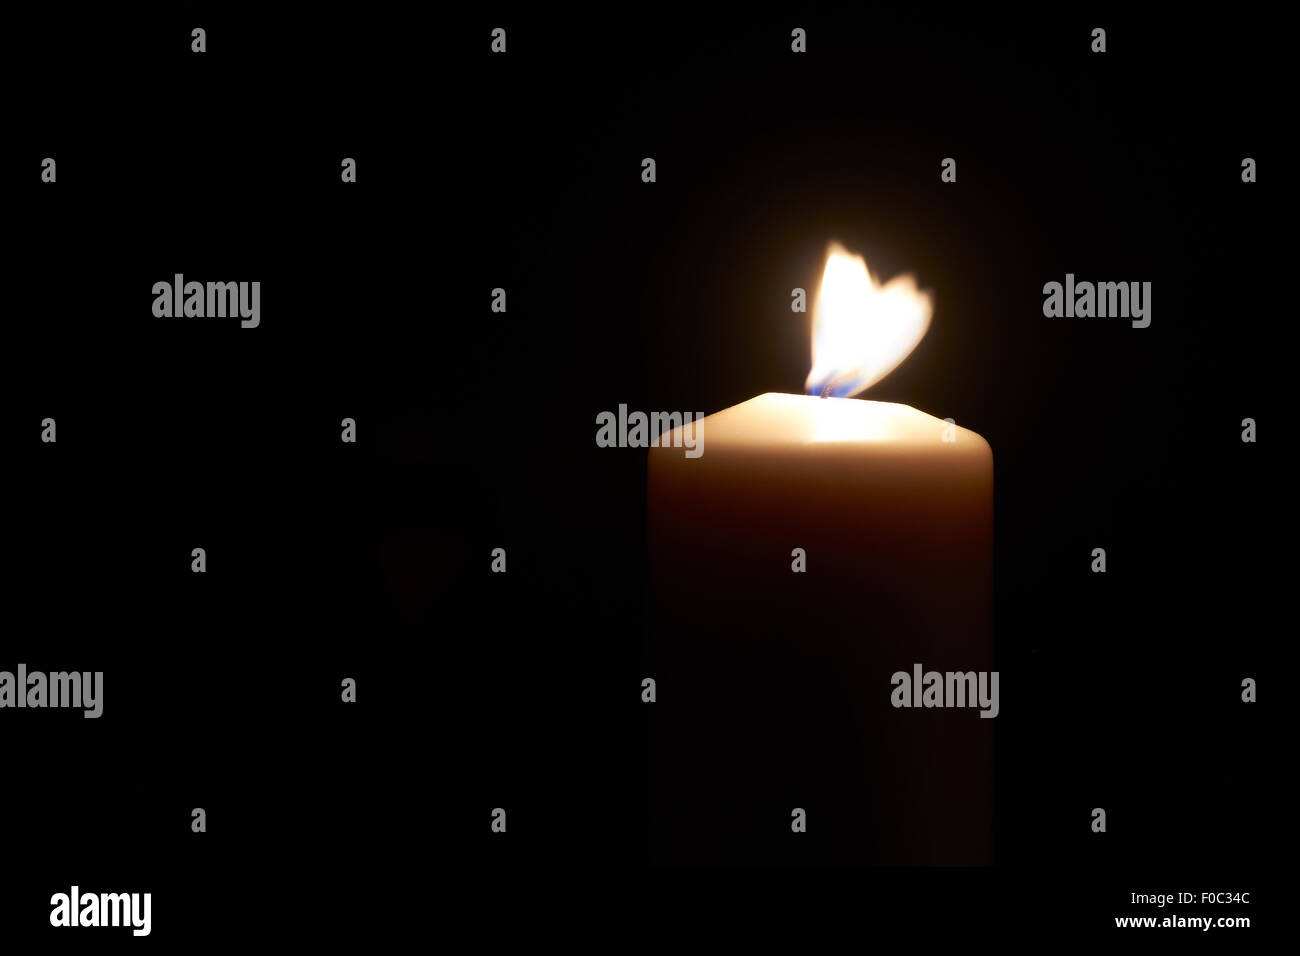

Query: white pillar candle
<box><xmin>646</xmin><ymin>245</ymin><xmax>993</xmax><ymax>864</ymax></box>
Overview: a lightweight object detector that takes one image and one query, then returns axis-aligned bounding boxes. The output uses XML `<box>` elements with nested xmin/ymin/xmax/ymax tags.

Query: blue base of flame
<box><xmin>807</xmin><ymin>373</ymin><xmax>870</xmax><ymax>399</ymax></box>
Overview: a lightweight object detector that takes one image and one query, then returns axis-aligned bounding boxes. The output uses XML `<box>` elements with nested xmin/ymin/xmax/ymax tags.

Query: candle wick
<box><xmin>819</xmin><ymin>383</ymin><xmax>833</xmax><ymax>398</ymax></box>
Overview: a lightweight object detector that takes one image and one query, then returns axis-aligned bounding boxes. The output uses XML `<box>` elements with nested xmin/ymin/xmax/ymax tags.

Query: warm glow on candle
<box><xmin>805</xmin><ymin>242</ymin><xmax>933</xmax><ymax>399</ymax></box>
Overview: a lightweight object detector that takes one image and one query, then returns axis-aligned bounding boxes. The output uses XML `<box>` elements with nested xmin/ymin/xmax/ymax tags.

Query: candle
<box><xmin>645</xmin><ymin>245</ymin><xmax>993</xmax><ymax>865</ymax></box>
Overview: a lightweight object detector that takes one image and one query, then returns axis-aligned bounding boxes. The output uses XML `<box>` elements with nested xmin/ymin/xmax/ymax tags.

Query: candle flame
<box><xmin>805</xmin><ymin>242</ymin><xmax>933</xmax><ymax>398</ymax></box>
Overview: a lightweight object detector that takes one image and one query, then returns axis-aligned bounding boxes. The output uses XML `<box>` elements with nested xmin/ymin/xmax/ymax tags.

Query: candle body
<box><xmin>647</xmin><ymin>393</ymin><xmax>993</xmax><ymax>864</ymax></box>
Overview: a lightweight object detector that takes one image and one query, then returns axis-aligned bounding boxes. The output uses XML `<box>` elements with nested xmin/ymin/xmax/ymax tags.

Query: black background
<box><xmin>3</xmin><ymin>7</ymin><xmax>1278</xmax><ymax>944</ymax></box>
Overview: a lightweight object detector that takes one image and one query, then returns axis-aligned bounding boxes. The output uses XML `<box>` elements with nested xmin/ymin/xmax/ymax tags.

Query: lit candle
<box><xmin>646</xmin><ymin>244</ymin><xmax>993</xmax><ymax>865</ymax></box>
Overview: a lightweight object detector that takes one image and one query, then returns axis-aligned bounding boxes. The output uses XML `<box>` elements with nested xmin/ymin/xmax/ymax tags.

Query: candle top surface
<box><xmin>674</xmin><ymin>393</ymin><xmax>989</xmax><ymax>452</ymax></box>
